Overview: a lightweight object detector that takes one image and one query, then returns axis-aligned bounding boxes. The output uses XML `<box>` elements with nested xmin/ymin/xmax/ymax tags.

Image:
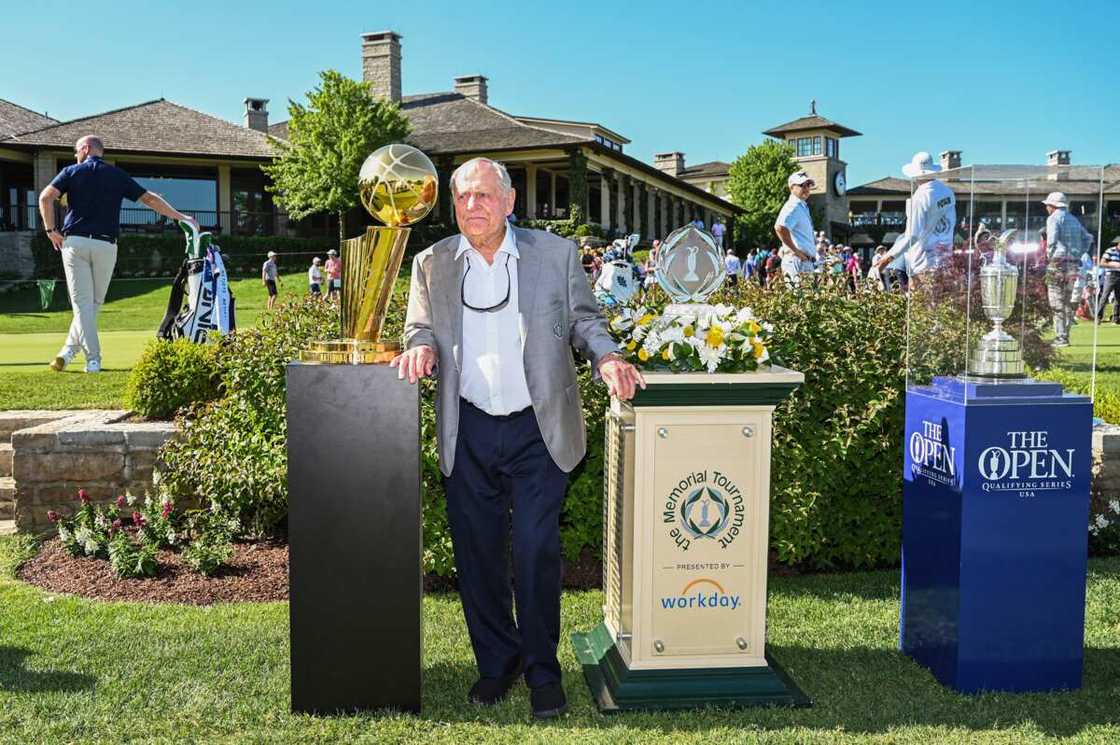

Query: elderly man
<box><xmin>391</xmin><ymin>157</ymin><xmax>644</xmax><ymax>719</ymax></box>
<box><xmin>875</xmin><ymin>152</ymin><xmax>956</xmax><ymax>281</ymax></box>
<box><xmin>39</xmin><ymin>135</ymin><xmax>198</xmax><ymax>372</ymax></box>
<box><xmin>773</xmin><ymin>171</ymin><xmax>818</xmax><ymax>287</ymax></box>
<box><xmin>1043</xmin><ymin>191</ymin><xmax>1093</xmax><ymax>346</ymax></box>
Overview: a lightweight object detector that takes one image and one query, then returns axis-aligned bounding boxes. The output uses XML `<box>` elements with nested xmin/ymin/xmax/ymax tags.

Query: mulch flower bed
<box><xmin>19</xmin><ymin>538</ymin><xmax>289</xmax><ymax>605</ymax></box>
<box><xmin>18</xmin><ymin>541</ymin><xmax>609</xmax><ymax>605</ymax></box>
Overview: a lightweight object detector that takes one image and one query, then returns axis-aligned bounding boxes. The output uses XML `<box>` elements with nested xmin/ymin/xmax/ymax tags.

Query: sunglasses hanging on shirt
<box><xmin>461</xmin><ymin>253</ymin><xmax>512</xmax><ymax>313</ymax></box>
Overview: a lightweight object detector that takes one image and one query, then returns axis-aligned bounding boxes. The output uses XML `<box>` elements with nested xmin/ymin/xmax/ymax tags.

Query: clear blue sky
<box><xmin>5</xmin><ymin>0</ymin><xmax>1116</xmax><ymax>185</ymax></box>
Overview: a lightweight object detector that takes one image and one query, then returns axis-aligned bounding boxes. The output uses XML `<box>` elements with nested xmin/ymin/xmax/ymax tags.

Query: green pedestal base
<box><xmin>571</xmin><ymin>623</ymin><xmax>811</xmax><ymax>713</ymax></box>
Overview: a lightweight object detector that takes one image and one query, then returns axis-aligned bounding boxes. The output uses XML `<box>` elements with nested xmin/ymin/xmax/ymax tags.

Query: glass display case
<box><xmin>898</xmin><ymin>161</ymin><xmax>1110</xmax><ymax>693</ymax></box>
<box><xmin>902</xmin><ymin>163</ymin><xmax>1107</xmax><ymax>402</ymax></box>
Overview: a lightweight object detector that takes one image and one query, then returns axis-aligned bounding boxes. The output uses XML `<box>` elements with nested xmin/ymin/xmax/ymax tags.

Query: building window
<box><xmin>796</xmin><ymin>137</ymin><xmax>812</xmax><ymax>157</ymax></box>
<box><xmin>123</xmin><ymin>175</ymin><xmax>218</xmax><ymax>230</ymax></box>
<box><xmin>812</xmin><ymin>136</ymin><xmax>822</xmax><ymax>156</ymax></box>
<box><xmin>826</xmin><ymin>137</ymin><xmax>838</xmax><ymax>158</ymax></box>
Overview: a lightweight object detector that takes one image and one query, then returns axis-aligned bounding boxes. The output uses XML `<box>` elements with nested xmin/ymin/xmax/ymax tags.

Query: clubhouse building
<box><xmin>0</xmin><ymin>30</ymin><xmax>735</xmax><ymax>256</ymax></box>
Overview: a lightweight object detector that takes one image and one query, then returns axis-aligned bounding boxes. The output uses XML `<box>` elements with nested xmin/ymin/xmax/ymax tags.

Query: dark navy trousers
<box><xmin>444</xmin><ymin>399</ymin><xmax>568</xmax><ymax>689</ymax></box>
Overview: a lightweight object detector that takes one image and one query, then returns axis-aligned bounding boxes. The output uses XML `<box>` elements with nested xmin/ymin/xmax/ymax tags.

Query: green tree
<box><xmin>264</xmin><ymin>70</ymin><xmax>412</xmax><ymax>246</ymax></box>
<box><xmin>727</xmin><ymin>140</ymin><xmax>800</xmax><ymax>247</ymax></box>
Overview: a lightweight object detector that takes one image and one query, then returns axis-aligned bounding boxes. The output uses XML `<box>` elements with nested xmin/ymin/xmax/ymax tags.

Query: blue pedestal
<box><xmin>901</xmin><ymin>376</ymin><xmax>1092</xmax><ymax>693</ymax></box>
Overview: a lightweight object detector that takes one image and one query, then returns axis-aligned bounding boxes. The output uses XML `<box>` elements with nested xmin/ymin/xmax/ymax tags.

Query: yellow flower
<box><xmin>661</xmin><ymin>348</ymin><xmax>671</xmax><ymax>361</ymax></box>
<box><xmin>638</xmin><ymin>348</ymin><xmax>650</xmax><ymax>362</ymax></box>
<box><xmin>706</xmin><ymin>326</ymin><xmax>725</xmax><ymax>348</ymax></box>
<box><xmin>683</xmin><ymin>325</ymin><xmax>694</xmax><ymax>338</ymax></box>
<box><xmin>746</xmin><ymin>320</ymin><xmax>761</xmax><ymax>335</ymax></box>
<box><xmin>638</xmin><ymin>313</ymin><xmax>654</xmax><ymax>326</ymax></box>
<box><xmin>751</xmin><ymin>339</ymin><xmax>766</xmax><ymax>359</ymax></box>
<box><xmin>626</xmin><ymin>340</ymin><xmax>637</xmax><ymax>352</ymax></box>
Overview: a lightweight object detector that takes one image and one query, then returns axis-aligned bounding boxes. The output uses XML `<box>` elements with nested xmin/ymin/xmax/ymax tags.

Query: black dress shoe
<box><xmin>468</xmin><ymin>666</ymin><xmax>522</xmax><ymax>705</ymax></box>
<box><xmin>530</xmin><ymin>682</ymin><xmax>568</xmax><ymax>719</ymax></box>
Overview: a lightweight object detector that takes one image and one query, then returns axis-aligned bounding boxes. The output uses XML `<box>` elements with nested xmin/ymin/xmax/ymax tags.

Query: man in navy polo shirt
<box><xmin>38</xmin><ymin>135</ymin><xmax>198</xmax><ymax>372</ymax></box>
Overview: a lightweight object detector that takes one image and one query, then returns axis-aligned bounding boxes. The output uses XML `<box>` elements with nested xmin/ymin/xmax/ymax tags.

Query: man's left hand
<box><xmin>599</xmin><ymin>354</ymin><xmax>646</xmax><ymax>401</ymax></box>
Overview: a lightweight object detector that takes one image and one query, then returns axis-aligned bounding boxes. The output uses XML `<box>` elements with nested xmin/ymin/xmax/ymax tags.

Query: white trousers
<box><xmin>60</xmin><ymin>235</ymin><xmax>117</xmax><ymax>363</ymax></box>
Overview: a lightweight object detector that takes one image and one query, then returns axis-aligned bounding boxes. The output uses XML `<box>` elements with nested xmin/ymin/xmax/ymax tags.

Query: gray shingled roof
<box><xmin>400</xmin><ymin>93</ymin><xmax>587</xmax><ymax>154</ymax></box>
<box><xmin>679</xmin><ymin>160</ymin><xmax>730</xmax><ymax>179</ymax></box>
<box><xmin>0</xmin><ymin>98</ymin><xmax>58</xmax><ymax>139</ymax></box>
<box><xmin>1</xmin><ymin>99</ymin><xmax>275</xmax><ymax>159</ymax></box>
<box><xmin>268</xmin><ymin>92</ymin><xmax>587</xmax><ymax>155</ymax></box>
<box><xmin>763</xmin><ymin>114</ymin><xmax>861</xmax><ymax>138</ymax></box>
<box><xmin>269</xmin><ymin>91</ymin><xmax>736</xmax><ymax>211</ymax></box>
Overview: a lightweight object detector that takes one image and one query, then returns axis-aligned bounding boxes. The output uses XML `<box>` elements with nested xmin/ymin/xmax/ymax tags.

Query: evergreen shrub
<box><xmin>125</xmin><ymin>339</ymin><xmax>223</xmax><ymax>420</ymax></box>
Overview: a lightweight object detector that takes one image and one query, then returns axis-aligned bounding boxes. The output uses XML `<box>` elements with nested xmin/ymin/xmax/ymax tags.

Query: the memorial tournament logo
<box><xmin>663</xmin><ymin>470</ymin><xmax>744</xmax><ymax>551</ymax></box>
<box><xmin>659</xmin><ymin>577</ymin><xmax>742</xmax><ymax>611</ymax></box>
<box><xmin>679</xmin><ymin>487</ymin><xmax>730</xmax><ymax>540</ymax></box>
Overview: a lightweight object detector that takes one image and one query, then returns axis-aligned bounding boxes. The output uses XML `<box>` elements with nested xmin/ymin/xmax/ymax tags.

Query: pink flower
<box><xmin>132</xmin><ymin>510</ymin><xmax>143</xmax><ymax>525</ymax></box>
<box><xmin>77</xmin><ymin>488</ymin><xmax>90</xmax><ymax>504</ymax></box>
<box><xmin>112</xmin><ymin>519</ymin><xmax>122</xmax><ymax>530</ymax></box>
<box><xmin>161</xmin><ymin>501</ymin><xmax>173</xmax><ymax>519</ymax></box>
<box><xmin>47</xmin><ymin>510</ymin><xmax>60</xmax><ymax>523</ymax></box>
<box><xmin>116</xmin><ymin>495</ymin><xmax>127</xmax><ymax>509</ymax></box>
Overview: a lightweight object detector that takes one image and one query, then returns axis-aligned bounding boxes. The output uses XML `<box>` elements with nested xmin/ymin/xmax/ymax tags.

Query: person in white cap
<box><xmin>1043</xmin><ymin>191</ymin><xmax>1093</xmax><ymax>346</ymax></box>
<box><xmin>308</xmin><ymin>256</ymin><xmax>323</xmax><ymax>297</ymax></box>
<box><xmin>773</xmin><ymin>171</ymin><xmax>818</xmax><ymax>287</ymax></box>
<box><xmin>324</xmin><ymin>248</ymin><xmax>342</xmax><ymax>298</ymax></box>
<box><xmin>875</xmin><ymin>152</ymin><xmax>956</xmax><ymax>281</ymax></box>
<box><xmin>262</xmin><ymin>250</ymin><xmax>281</xmax><ymax>310</ymax></box>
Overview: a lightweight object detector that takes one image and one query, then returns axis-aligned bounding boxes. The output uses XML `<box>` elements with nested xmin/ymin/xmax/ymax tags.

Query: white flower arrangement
<box><xmin>609</xmin><ymin>303</ymin><xmax>776</xmax><ymax>374</ymax></box>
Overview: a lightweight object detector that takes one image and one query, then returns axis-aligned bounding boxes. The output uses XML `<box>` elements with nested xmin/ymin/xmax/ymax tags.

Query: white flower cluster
<box><xmin>1088</xmin><ymin>499</ymin><xmax>1120</xmax><ymax>536</ymax></box>
<box><xmin>610</xmin><ymin>303</ymin><xmax>774</xmax><ymax>374</ymax></box>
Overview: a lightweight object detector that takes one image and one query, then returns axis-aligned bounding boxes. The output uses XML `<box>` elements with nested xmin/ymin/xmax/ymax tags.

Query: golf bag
<box><xmin>158</xmin><ymin>221</ymin><xmax>236</xmax><ymax>342</ymax></box>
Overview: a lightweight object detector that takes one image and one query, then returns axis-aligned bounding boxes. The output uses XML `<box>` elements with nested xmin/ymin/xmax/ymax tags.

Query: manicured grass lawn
<box><xmin>0</xmin><ymin>272</ymin><xmax>310</xmax><ymax>410</ymax></box>
<box><xmin>0</xmin><ymin>271</ymin><xmax>310</xmax><ymax>335</ymax></box>
<box><xmin>1</xmin><ymin>535</ymin><xmax>1118</xmax><ymax>744</ymax></box>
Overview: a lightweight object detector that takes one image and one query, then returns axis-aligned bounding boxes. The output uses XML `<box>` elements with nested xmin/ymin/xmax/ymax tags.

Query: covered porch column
<box><xmin>525</xmin><ymin>164</ymin><xmax>538</xmax><ymax>219</ymax></box>
<box><xmin>646</xmin><ymin>186</ymin><xmax>656</xmax><ymax>241</ymax></box>
<box><xmin>218</xmin><ymin>164</ymin><xmax>232</xmax><ymax>235</ymax></box>
<box><xmin>616</xmin><ymin>174</ymin><xmax>626</xmax><ymax>233</ymax></box>
<box><xmin>599</xmin><ymin>169</ymin><xmax>612</xmax><ymax>232</ymax></box>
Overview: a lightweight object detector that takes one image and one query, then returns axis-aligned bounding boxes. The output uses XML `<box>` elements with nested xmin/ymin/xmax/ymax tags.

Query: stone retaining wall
<box><xmin>1093</xmin><ymin>423</ymin><xmax>1120</xmax><ymax>505</ymax></box>
<box><xmin>7</xmin><ymin>411</ymin><xmax>178</xmax><ymax>535</ymax></box>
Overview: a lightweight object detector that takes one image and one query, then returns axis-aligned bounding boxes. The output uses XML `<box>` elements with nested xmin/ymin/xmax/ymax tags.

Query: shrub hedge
<box><xmin>31</xmin><ymin>233</ymin><xmax>337</xmax><ymax>279</ymax></box>
<box><xmin>124</xmin><ymin>339</ymin><xmax>223</xmax><ymax>420</ymax></box>
<box><xmin>155</xmin><ymin>270</ymin><xmax>976</xmax><ymax>570</ymax></box>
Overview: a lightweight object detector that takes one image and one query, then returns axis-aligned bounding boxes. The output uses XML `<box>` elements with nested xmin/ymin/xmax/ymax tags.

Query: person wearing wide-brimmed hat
<box><xmin>874</xmin><ymin>152</ymin><xmax>956</xmax><ymax>282</ymax></box>
<box><xmin>1043</xmin><ymin>191</ymin><xmax>1093</xmax><ymax>346</ymax></box>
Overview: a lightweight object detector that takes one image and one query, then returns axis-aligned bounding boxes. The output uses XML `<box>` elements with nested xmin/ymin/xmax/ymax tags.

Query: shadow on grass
<box><xmin>0</xmin><ymin>646</ymin><xmax>96</xmax><ymax>694</ymax></box>
<box><xmin>404</xmin><ymin>646</ymin><xmax>1120</xmax><ymax>738</ymax></box>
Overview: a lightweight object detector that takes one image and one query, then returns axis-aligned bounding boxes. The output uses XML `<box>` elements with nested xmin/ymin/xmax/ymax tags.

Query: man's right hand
<box><xmin>390</xmin><ymin>345</ymin><xmax>436</xmax><ymax>384</ymax></box>
<box><xmin>47</xmin><ymin>230</ymin><xmax>64</xmax><ymax>251</ymax></box>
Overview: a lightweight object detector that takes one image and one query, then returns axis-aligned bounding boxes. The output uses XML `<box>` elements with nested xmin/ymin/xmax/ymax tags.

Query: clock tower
<box><xmin>763</xmin><ymin>101</ymin><xmax>861</xmax><ymax>239</ymax></box>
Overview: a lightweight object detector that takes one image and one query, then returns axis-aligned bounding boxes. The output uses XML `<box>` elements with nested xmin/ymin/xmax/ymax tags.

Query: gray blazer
<box><xmin>403</xmin><ymin>227</ymin><xmax>618</xmax><ymax>476</ymax></box>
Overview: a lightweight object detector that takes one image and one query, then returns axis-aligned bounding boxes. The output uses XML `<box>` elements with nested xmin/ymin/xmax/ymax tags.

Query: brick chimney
<box><xmin>1047</xmin><ymin>149</ymin><xmax>1071</xmax><ymax>181</ymax></box>
<box><xmin>454</xmin><ymin>75</ymin><xmax>488</xmax><ymax>104</ymax></box>
<box><xmin>243</xmin><ymin>98</ymin><xmax>269</xmax><ymax>133</ymax></box>
<box><xmin>1047</xmin><ymin>149</ymin><xmax>1071</xmax><ymax>166</ymax></box>
<box><xmin>654</xmin><ymin>152</ymin><xmax>685</xmax><ymax>177</ymax></box>
<box><xmin>362</xmin><ymin>31</ymin><xmax>402</xmax><ymax>103</ymax></box>
<box><xmin>939</xmin><ymin>150</ymin><xmax>961</xmax><ymax>171</ymax></box>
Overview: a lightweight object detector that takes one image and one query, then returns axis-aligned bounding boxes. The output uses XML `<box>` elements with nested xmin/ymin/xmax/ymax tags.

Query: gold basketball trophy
<box><xmin>301</xmin><ymin>143</ymin><xmax>438</xmax><ymax>364</ymax></box>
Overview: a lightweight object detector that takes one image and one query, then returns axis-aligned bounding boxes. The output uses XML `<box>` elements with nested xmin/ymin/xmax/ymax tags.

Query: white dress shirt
<box><xmin>457</xmin><ymin>227</ymin><xmax>533</xmax><ymax>416</ymax></box>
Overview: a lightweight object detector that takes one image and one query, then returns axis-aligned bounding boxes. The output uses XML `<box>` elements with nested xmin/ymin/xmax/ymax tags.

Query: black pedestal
<box><xmin>286</xmin><ymin>362</ymin><xmax>421</xmax><ymax>714</ymax></box>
